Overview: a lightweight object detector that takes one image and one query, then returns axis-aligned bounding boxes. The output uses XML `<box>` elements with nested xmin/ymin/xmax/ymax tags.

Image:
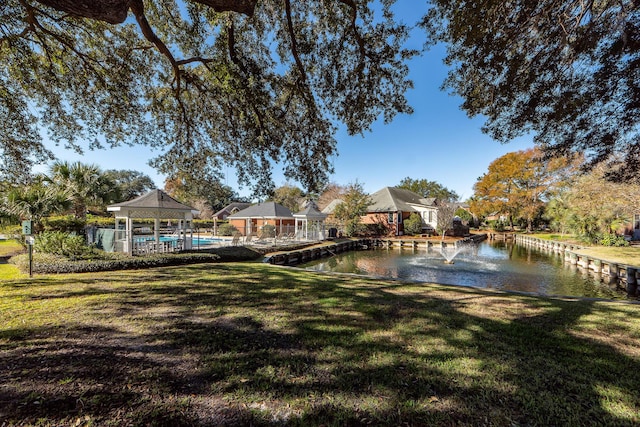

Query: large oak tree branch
<box><xmin>34</xmin><ymin>0</ymin><xmax>258</xmax><ymax>24</ymax></box>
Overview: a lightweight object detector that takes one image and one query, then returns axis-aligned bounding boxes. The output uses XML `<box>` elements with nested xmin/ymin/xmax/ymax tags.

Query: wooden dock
<box><xmin>264</xmin><ymin>239</ymin><xmax>370</xmax><ymax>266</ymax></box>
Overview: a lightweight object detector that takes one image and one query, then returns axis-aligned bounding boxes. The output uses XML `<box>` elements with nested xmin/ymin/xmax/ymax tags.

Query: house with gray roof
<box><xmin>227</xmin><ymin>201</ymin><xmax>295</xmax><ymax>236</ymax></box>
<box><xmin>213</xmin><ymin>202</ymin><xmax>252</xmax><ymax>220</ymax></box>
<box><xmin>363</xmin><ymin>187</ymin><xmax>439</xmax><ymax>236</ymax></box>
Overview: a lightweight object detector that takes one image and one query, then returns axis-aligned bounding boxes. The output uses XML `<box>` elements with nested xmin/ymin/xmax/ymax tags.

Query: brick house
<box><xmin>361</xmin><ymin>187</ymin><xmax>439</xmax><ymax>236</ymax></box>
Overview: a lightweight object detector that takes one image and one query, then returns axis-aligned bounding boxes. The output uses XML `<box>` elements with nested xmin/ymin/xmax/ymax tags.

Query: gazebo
<box><xmin>294</xmin><ymin>203</ymin><xmax>328</xmax><ymax>240</ymax></box>
<box><xmin>107</xmin><ymin>189</ymin><xmax>199</xmax><ymax>255</ymax></box>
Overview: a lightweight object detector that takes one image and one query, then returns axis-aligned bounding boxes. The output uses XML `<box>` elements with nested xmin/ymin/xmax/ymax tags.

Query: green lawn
<box><xmin>0</xmin><ymin>240</ymin><xmax>25</xmax><ymax>280</ymax></box>
<box><xmin>528</xmin><ymin>232</ymin><xmax>585</xmax><ymax>245</ymax></box>
<box><xmin>574</xmin><ymin>246</ymin><xmax>640</xmax><ymax>266</ymax></box>
<box><xmin>0</xmin><ymin>239</ymin><xmax>23</xmax><ymax>257</ymax></box>
<box><xmin>527</xmin><ymin>232</ymin><xmax>640</xmax><ymax>266</ymax></box>
<box><xmin>1</xmin><ymin>263</ymin><xmax>639</xmax><ymax>426</ymax></box>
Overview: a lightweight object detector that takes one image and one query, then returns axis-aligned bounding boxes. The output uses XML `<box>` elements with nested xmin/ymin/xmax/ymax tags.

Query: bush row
<box><xmin>10</xmin><ymin>252</ymin><xmax>221</xmax><ymax>274</ymax></box>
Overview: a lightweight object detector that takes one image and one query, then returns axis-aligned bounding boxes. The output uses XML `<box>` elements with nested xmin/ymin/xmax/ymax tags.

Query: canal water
<box><xmin>301</xmin><ymin>240</ymin><xmax>627</xmax><ymax>299</ymax></box>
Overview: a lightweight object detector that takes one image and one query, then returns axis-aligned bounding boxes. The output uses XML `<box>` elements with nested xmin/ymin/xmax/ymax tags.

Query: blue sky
<box><xmin>37</xmin><ymin>2</ymin><xmax>534</xmax><ymax>201</ymax></box>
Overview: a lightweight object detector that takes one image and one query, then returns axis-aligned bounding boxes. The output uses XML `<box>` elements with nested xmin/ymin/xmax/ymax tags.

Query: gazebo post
<box><xmin>127</xmin><ymin>217</ymin><xmax>133</xmax><ymax>255</ymax></box>
<box><xmin>184</xmin><ymin>216</ymin><xmax>192</xmax><ymax>250</ymax></box>
<box><xmin>154</xmin><ymin>216</ymin><xmax>161</xmax><ymax>252</ymax></box>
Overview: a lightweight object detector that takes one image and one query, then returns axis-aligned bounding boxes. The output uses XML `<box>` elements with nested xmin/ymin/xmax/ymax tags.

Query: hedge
<box><xmin>10</xmin><ymin>252</ymin><xmax>221</xmax><ymax>274</ymax></box>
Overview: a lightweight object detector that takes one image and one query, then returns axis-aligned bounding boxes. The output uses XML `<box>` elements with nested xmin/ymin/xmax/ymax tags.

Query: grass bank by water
<box><xmin>0</xmin><ymin>239</ymin><xmax>23</xmax><ymax>257</ymax></box>
<box><xmin>528</xmin><ymin>232</ymin><xmax>640</xmax><ymax>266</ymax></box>
<box><xmin>1</xmin><ymin>262</ymin><xmax>639</xmax><ymax>426</ymax></box>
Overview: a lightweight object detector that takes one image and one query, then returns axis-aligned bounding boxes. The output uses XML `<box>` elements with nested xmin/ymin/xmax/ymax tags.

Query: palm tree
<box><xmin>0</xmin><ymin>178</ymin><xmax>70</xmax><ymax>232</ymax></box>
<box><xmin>48</xmin><ymin>161</ymin><xmax>116</xmax><ymax>219</ymax></box>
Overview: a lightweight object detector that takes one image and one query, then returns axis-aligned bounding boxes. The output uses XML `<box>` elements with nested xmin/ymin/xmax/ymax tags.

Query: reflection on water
<box><xmin>302</xmin><ymin>241</ymin><xmax>627</xmax><ymax>299</ymax></box>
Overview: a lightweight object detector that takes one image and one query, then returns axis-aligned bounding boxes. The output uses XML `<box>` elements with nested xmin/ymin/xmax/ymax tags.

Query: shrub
<box><xmin>193</xmin><ymin>219</ymin><xmax>216</xmax><ymax>229</ymax></box>
<box><xmin>598</xmin><ymin>233</ymin><xmax>630</xmax><ymax>247</ymax></box>
<box><xmin>10</xmin><ymin>252</ymin><xmax>221</xmax><ymax>274</ymax></box>
<box><xmin>345</xmin><ymin>220</ymin><xmax>367</xmax><ymax>237</ymax></box>
<box><xmin>359</xmin><ymin>222</ymin><xmax>389</xmax><ymax>237</ymax></box>
<box><xmin>34</xmin><ymin>231</ymin><xmax>91</xmax><ymax>257</ymax></box>
<box><xmin>217</xmin><ymin>223</ymin><xmax>238</xmax><ymax>236</ymax></box>
<box><xmin>85</xmin><ymin>215</ymin><xmax>115</xmax><ymax>227</ymax></box>
<box><xmin>454</xmin><ymin>208</ymin><xmax>473</xmax><ymax>223</ymax></box>
<box><xmin>260</xmin><ymin>224</ymin><xmax>276</xmax><ymax>238</ymax></box>
<box><xmin>488</xmin><ymin>220</ymin><xmax>506</xmax><ymax>232</ymax></box>
<box><xmin>42</xmin><ymin>215</ymin><xmax>86</xmax><ymax>233</ymax></box>
<box><xmin>404</xmin><ymin>213</ymin><xmax>423</xmax><ymax>235</ymax></box>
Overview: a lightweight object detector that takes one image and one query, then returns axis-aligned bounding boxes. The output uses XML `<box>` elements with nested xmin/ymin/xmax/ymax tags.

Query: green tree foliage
<box><xmin>2</xmin><ymin>0</ymin><xmax>416</xmax><ymax>195</ymax></box>
<box><xmin>333</xmin><ymin>181</ymin><xmax>371</xmax><ymax>237</ymax></box>
<box><xmin>103</xmin><ymin>170</ymin><xmax>156</xmax><ymax>202</ymax></box>
<box><xmin>48</xmin><ymin>161</ymin><xmax>117</xmax><ymax>219</ymax></box>
<box><xmin>454</xmin><ymin>207</ymin><xmax>473</xmax><ymax>224</ymax></box>
<box><xmin>403</xmin><ymin>213</ymin><xmax>422</xmax><ymax>235</ymax></box>
<box><xmin>268</xmin><ymin>184</ymin><xmax>304</xmax><ymax>213</ymax></box>
<box><xmin>1</xmin><ymin>164</ymin><xmax>158</xmax><ymax>230</ymax></box>
<box><xmin>0</xmin><ymin>180</ymin><xmax>70</xmax><ymax>231</ymax></box>
<box><xmin>423</xmin><ymin>0</ymin><xmax>640</xmax><ymax>182</ymax></box>
<box><xmin>546</xmin><ymin>163</ymin><xmax>640</xmax><ymax>241</ymax></box>
<box><xmin>164</xmin><ymin>172</ymin><xmax>241</xmax><ymax>213</ymax></box>
<box><xmin>397</xmin><ymin>177</ymin><xmax>459</xmax><ymax>201</ymax></box>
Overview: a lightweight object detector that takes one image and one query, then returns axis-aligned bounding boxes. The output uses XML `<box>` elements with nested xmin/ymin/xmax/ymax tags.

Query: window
<box><xmin>388</xmin><ymin>212</ymin><xmax>394</xmax><ymax>223</ymax></box>
<box><xmin>635</xmin><ymin>214</ymin><xmax>640</xmax><ymax>230</ymax></box>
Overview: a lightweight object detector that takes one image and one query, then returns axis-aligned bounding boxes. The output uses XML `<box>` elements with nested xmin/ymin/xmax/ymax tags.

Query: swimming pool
<box><xmin>135</xmin><ymin>236</ymin><xmax>223</xmax><ymax>246</ymax></box>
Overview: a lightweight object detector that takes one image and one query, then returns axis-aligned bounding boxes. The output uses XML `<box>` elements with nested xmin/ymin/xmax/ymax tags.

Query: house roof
<box><xmin>227</xmin><ymin>201</ymin><xmax>293</xmax><ymax>219</ymax></box>
<box><xmin>107</xmin><ymin>189</ymin><xmax>196</xmax><ymax>211</ymax></box>
<box><xmin>368</xmin><ymin>187</ymin><xmax>437</xmax><ymax>213</ymax></box>
<box><xmin>213</xmin><ymin>202</ymin><xmax>252</xmax><ymax>218</ymax></box>
<box><xmin>321</xmin><ymin>199</ymin><xmax>344</xmax><ymax>214</ymax></box>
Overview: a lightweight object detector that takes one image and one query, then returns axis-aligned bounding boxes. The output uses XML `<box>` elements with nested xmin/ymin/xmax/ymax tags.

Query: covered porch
<box><xmin>107</xmin><ymin>189</ymin><xmax>199</xmax><ymax>255</ymax></box>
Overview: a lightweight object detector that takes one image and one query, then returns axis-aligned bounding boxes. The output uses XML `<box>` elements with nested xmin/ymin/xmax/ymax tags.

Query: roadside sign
<box><xmin>25</xmin><ymin>235</ymin><xmax>35</xmax><ymax>245</ymax></box>
<box><xmin>22</xmin><ymin>220</ymin><xmax>32</xmax><ymax>235</ymax></box>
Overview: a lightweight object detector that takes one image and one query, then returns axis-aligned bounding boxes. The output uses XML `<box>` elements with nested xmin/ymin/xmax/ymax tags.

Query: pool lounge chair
<box><xmin>230</xmin><ymin>232</ymin><xmax>241</xmax><ymax>246</ymax></box>
<box><xmin>253</xmin><ymin>231</ymin><xmax>274</xmax><ymax>245</ymax></box>
<box><xmin>244</xmin><ymin>232</ymin><xmax>256</xmax><ymax>245</ymax></box>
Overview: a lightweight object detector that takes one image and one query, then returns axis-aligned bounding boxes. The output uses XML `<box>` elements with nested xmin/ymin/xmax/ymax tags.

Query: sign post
<box><xmin>22</xmin><ymin>221</ymin><xmax>34</xmax><ymax>277</ymax></box>
<box><xmin>25</xmin><ymin>235</ymin><xmax>35</xmax><ymax>277</ymax></box>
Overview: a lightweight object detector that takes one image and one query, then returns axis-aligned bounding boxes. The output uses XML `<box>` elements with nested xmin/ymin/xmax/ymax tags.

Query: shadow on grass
<box><xmin>1</xmin><ymin>263</ymin><xmax>639</xmax><ymax>426</ymax></box>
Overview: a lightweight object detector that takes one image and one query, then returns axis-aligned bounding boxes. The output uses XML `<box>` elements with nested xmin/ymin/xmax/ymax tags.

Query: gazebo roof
<box><xmin>107</xmin><ymin>189</ymin><xmax>199</xmax><ymax>219</ymax></box>
<box><xmin>294</xmin><ymin>204</ymin><xmax>328</xmax><ymax>219</ymax></box>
